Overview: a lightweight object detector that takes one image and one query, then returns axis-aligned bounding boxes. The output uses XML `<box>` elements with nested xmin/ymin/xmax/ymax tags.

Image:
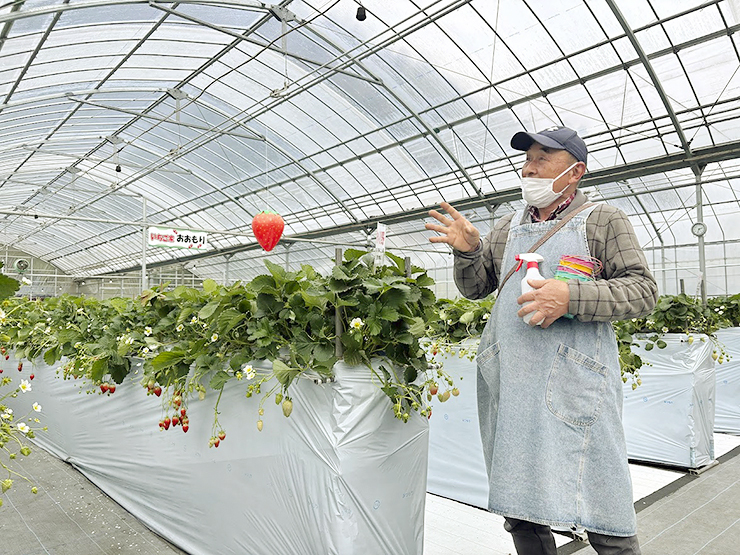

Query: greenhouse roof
<box><xmin>1</xmin><ymin>0</ymin><xmax>739</xmax><ymax>288</ymax></box>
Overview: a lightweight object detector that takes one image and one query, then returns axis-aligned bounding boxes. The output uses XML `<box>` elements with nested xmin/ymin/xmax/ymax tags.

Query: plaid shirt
<box><xmin>453</xmin><ymin>190</ymin><xmax>658</xmax><ymax>322</ymax></box>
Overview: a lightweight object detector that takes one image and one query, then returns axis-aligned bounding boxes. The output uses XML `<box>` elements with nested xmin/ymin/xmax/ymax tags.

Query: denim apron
<box><xmin>476</xmin><ymin>205</ymin><xmax>637</xmax><ymax>537</ymax></box>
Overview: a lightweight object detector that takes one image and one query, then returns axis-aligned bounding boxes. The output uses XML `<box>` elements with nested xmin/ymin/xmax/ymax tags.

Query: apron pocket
<box><xmin>546</xmin><ymin>343</ymin><xmax>607</xmax><ymax>426</ymax></box>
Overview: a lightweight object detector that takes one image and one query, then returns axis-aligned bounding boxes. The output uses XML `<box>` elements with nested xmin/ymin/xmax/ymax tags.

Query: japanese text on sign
<box><xmin>148</xmin><ymin>227</ymin><xmax>209</xmax><ymax>250</ymax></box>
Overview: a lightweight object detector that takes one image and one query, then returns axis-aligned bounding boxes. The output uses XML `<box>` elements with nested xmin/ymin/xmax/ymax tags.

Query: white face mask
<box><xmin>521</xmin><ymin>162</ymin><xmax>578</xmax><ymax>208</ymax></box>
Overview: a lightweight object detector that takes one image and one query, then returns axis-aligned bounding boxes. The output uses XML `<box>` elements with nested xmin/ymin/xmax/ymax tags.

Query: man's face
<box><xmin>522</xmin><ymin>143</ymin><xmax>578</xmax><ymax>194</ymax></box>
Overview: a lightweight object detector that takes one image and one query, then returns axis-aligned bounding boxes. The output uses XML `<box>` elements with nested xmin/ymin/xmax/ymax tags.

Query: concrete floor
<box><xmin>561</xmin><ymin>443</ymin><xmax>740</xmax><ymax>555</ymax></box>
<box><xmin>3</xmin><ymin>438</ymin><xmax>740</xmax><ymax>555</ymax></box>
<box><xmin>0</xmin><ymin>446</ymin><xmax>187</xmax><ymax>555</ymax></box>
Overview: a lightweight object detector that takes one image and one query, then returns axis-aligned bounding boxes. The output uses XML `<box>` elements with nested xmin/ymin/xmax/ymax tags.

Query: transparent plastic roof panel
<box><xmin>0</xmin><ymin>0</ymin><xmax>739</xmax><ymax>296</ymax></box>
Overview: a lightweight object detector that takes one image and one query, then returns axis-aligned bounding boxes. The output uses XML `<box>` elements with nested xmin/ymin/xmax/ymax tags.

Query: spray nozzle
<box><xmin>515</xmin><ymin>253</ymin><xmax>545</xmax><ymax>272</ymax></box>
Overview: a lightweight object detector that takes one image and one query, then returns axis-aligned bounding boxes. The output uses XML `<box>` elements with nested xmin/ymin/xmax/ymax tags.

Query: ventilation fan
<box><xmin>14</xmin><ymin>259</ymin><xmax>29</xmax><ymax>273</ymax></box>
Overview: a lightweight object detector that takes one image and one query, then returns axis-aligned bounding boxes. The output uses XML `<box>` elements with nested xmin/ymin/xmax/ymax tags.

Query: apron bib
<box><xmin>476</xmin><ymin>205</ymin><xmax>637</xmax><ymax>536</ymax></box>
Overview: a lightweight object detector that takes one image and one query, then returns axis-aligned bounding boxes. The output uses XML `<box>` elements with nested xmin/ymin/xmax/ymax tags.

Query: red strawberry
<box><xmin>218</xmin><ymin>431</ymin><xmax>226</xmax><ymax>441</ymax></box>
<box><xmin>29</xmin><ymin>374</ymin><xmax>34</xmax><ymax>380</ymax></box>
<box><xmin>0</xmin><ymin>369</ymin><xmax>3</xmax><ymax>373</ymax></box>
<box><xmin>4</xmin><ymin>355</ymin><xmax>8</xmax><ymax>360</ymax></box>
<box><xmin>172</xmin><ymin>416</ymin><xmax>179</xmax><ymax>426</ymax></box>
<box><xmin>108</xmin><ymin>384</ymin><xmax>116</xmax><ymax>394</ymax></box>
<box><xmin>163</xmin><ymin>417</ymin><xmax>170</xmax><ymax>430</ymax></box>
<box><xmin>154</xmin><ymin>386</ymin><xmax>162</xmax><ymax>397</ymax></box>
<box><xmin>214</xmin><ymin>439</ymin><xmax>220</xmax><ymax>448</ymax></box>
<box><xmin>182</xmin><ymin>424</ymin><xmax>189</xmax><ymax>433</ymax></box>
<box><xmin>180</xmin><ymin>408</ymin><xmax>187</xmax><ymax>417</ymax></box>
<box><xmin>17</xmin><ymin>362</ymin><xmax>23</xmax><ymax>371</ymax></box>
<box><xmin>100</xmin><ymin>383</ymin><xmax>109</xmax><ymax>393</ymax></box>
<box><xmin>252</xmin><ymin>211</ymin><xmax>284</xmax><ymax>252</ymax></box>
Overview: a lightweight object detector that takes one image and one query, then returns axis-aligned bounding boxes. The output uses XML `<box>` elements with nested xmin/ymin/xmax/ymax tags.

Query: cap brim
<box><xmin>510</xmin><ymin>131</ymin><xmax>566</xmax><ymax>152</ymax></box>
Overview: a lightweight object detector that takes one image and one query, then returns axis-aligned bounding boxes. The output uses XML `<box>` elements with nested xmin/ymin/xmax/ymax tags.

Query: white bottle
<box><xmin>516</xmin><ymin>253</ymin><xmax>545</xmax><ymax>325</ymax></box>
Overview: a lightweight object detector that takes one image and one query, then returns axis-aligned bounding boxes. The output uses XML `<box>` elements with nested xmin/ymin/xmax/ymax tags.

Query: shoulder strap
<box><xmin>497</xmin><ymin>202</ymin><xmax>595</xmax><ymax>294</ymax></box>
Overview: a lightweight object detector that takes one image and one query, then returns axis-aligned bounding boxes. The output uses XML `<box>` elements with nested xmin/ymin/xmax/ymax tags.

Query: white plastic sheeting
<box><xmin>426</xmin><ymin>342</ymin><xmax>488</xmax><ymax>509</ymax></box>
<box><xmin>3</xmin><ymin>358</ymin><xmax>429</xmax><ymax>555</ymax></box>
<box><xmin>622</xmin><ymin>334</ymin><xmax>716</xmax><ymax>469</ymax></box>
<box><xmin>715</xmin><ymin>328</ymin><xmax>740</xmax><ymax>434</ymax></box>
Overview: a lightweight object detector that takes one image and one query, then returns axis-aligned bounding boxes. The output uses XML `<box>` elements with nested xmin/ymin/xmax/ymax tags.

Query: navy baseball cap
<box><xmin>511</xmin><ymin>126</ymin><xmax>588</xmax><ymax>164</ymax></box>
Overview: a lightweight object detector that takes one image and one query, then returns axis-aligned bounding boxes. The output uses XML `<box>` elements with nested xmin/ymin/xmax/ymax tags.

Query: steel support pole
<box><xmin>142</xmin><ymin>197</ymin><xmax>148</xmax><ymax>291</ymax></box>
<box><xmin>696</xmin><ymin>171</ymin><xmax>707</xmax><ymax>305</ymax></box>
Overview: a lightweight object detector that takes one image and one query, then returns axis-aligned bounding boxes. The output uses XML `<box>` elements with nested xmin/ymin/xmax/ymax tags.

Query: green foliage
<box><xmin>0</xmin><ymin>262</ymin><xmax>44</xmax><ymax>506</ymax></box>
<box><xmin>427</xmin><ymin>295</ymin><xmax>495</xmax><ymax>349</ymax></box>
<box><xmin>0</xmin><ymin>251</ymin><xmax>453</xmax><ymax>441</ymax></box>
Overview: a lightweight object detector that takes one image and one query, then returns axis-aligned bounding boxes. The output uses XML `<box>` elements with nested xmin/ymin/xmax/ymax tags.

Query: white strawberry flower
<box><xmin>142</xmin><ymin>347</ymin><xmax>150</xmax><ymax>354</ymax></box>
<box><xmin>350</xmin><ymin>318</ymin><xmax>364</xmax><ymax>330</ymax></box>
<box><xmin>19</xmin><ymin>379</ymin><xmax>32</xmax><ymax>393</ymax></box>
<box><xmin>144</xmin><ymin>326</ymin><xmax>152</xmax><ymax>336</ymax></box>
<box><xmin>176</xmin><ymin>324</ymin><xmax>184</xmax><ymax>332</ymax></box>
<box><xmin>33</xmin><ymin>402</ymin><xmax>42</xmax><ymax>412</ymax></box>
<box><xmin>190</xmin><ymin>316</ymin><xmax>198</xmax><ymax>324</ymax></box>
<box><xmin>482</xmin><ymin>313</ymin><xmax>489</xmax><ymax>320</ymax></box>
<box><xmin>17</xmin><ymin>422</ymin><xmax>30</xmax><ymax>434</ymax></box>
<box><xmin>1</xmin><ymin>408</ymin><xmax>13</xmax><ymax>420</ymax></box>
<box><xmin>243</xmin><ymin>364</ymin><xmax>256</xmax><ymax>380</ymax></box>
<box><xmin>0</xmin><ymin>309</ymin><xmax>6</xmax><ymax>323</ymax></box>
<box><xmin>211</xmin><ymin>333</ymin><xmax>218</xmax><ymax>342</ymax></box>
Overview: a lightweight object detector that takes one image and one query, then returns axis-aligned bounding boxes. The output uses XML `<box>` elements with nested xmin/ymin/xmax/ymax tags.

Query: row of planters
<box><xmin>0</xmin><ymin>251</ymin><xmax>459</xmax><ymax>555</ymax></box>
<box><xmin>2</xmin><ymin>247</ymin><xmax>735</xmax><ymax>546</ymax></box>
<box><xmin>425</xmin><ymin>293</ymin><xmax>740</xmax><ymax>509</ymax></box>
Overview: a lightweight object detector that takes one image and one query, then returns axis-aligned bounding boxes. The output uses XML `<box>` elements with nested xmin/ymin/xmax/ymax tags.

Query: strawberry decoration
<box><xmin>252</xmin><ymin>211</ymin><xmax>284</xmax><ymax>252</ymax></box>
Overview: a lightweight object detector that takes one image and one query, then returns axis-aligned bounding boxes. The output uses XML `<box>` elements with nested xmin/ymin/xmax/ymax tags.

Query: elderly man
<box><xmin>426</xmin><ymin>126</ymin><xmax>657</xmax><ymax>555</ymax></box>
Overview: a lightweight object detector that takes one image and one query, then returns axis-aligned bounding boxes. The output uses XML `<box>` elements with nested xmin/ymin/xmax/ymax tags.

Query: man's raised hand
<box><xmin>425</xmin><ymin>202</ymin><xmax>481</xmax><ymax>253</ymax></box>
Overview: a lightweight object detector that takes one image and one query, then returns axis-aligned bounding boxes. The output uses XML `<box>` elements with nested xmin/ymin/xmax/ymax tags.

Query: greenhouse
<box><xmin>2</xmin><ymin>1</ymin><xmax>740</xmax><ymax>554</ymax></box>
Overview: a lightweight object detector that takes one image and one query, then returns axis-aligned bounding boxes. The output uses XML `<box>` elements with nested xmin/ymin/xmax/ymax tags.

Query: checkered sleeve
<box><xmin>569</xmin><ymin>204</ymin><xmax>658</xmax><ymax>322</ymax></box>
<box><xmin>453</xmin><ymin>214</ymin><xmax>513</xmax><ymax>300</ymax></box>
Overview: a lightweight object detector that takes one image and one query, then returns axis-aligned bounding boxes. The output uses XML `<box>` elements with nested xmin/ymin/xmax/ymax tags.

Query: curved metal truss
<box><xmin>2</xmin><ymin>0</ymin><xmax>740</xmax><ymax>297</ymax></box>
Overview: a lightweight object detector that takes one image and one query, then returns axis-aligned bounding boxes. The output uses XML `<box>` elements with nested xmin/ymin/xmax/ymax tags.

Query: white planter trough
<box><xmin>426</xmin><ymin>341</ymin><xmax>489</xmax><ymax>509</ymax></box>
<box><xmin>622</xmin><ymin>333</ymin><xmax>716</xmax><ymax>469</ymax></box>
<box><xmin>3</xmin><ymin>357</ymin><xmax>429</xmax><ymax>555</ymax></box>
<box><xmin>714</xmin><ymin>328</ymin><xmax>740</xmax><ymax>434</ymax></box>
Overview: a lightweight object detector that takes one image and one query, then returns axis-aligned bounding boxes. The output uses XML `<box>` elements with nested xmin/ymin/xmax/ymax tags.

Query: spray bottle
<box><xmin>515</xmin><ymin>253</ymin><xmax>545</xmax><ymax>325</ymax></box>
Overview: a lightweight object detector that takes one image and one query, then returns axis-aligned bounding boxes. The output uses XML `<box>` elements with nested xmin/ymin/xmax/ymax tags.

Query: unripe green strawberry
<box><xmin>275</xmin><ymin>393</ymin><xmax>283</xmax><ymax>405</ymax></box>
<box><xmin>282</xmin><ymin>399</ymin><xmax>293</xmax><ymax>417</ymax></box>
<box><xmin>257</xmin><ymin>419</ymin><xmax>263</xmax><ymax>431</ymax></box>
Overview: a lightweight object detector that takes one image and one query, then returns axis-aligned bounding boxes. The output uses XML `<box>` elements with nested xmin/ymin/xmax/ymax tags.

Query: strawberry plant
<box><xmin>0</xmin><ymin>263</ymin><xmax>45</xmax><ymax>508</ymax></box>
<box><xmin>0</xmin><ymin>250</ymin><xmax>456</xmax><ymax>447</ymax></box>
